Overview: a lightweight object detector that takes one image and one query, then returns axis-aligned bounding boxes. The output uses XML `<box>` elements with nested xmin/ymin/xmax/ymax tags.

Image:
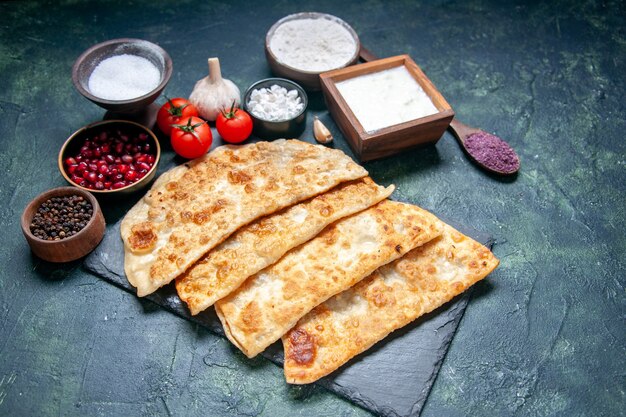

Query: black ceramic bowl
<box><xmin>72</xmin><ymin>38</ymin><xmax>172</xmax><ymax>113</ymax></box>
<box><xmin>243</xmin><ymin>78</ymin><xmax>308</xmax><ymax>140</ymax></box>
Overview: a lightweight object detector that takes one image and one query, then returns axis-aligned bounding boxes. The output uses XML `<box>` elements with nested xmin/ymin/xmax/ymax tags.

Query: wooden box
<box><xmin>320</xmin><ymin>55</ymin><xmax>454</xmax><ymax>162</ymax></box>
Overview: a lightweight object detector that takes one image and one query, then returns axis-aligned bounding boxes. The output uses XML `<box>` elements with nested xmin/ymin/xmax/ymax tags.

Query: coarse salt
<box><xmin>336</xmin><ymin>66</ymin><xmax>439</xmax><ymax>133</ymax></box>
<box><xmin>88</xmin><ymin>54</ymin><xmax>161</xmax><ymax>101</ymax></box>
<box><xmin>248</xmin><ymin>85</ymin><xmax>304</xmax><ymax>122</ymax></box>
<box><xmin>269</xmin><ymin>17</ymin><xmax>357</xmax><ymax>72</ymax></box>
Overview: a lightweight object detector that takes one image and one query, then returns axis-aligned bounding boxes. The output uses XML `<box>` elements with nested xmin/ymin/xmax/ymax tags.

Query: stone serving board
<box><xmin>84</xmin><ymin>216</ymin><xmax>493</xmax><ymax>417</ymax></box>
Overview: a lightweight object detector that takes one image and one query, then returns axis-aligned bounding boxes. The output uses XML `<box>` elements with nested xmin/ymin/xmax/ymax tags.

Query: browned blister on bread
<box><xmin>121</xmin><ymin>140</ymin><xmax>367</xmax><ymax>296</ymax></box>
<box><xmin>214</xmin><ymin>200</ymin><xmax>444</xmax><ymax>358</ymax></box>
<box><xmin>176</xmin><ymin>177</ymin><xmax>394</xmax><ymax>315</ymax></box>
<box><xmin>282</xmin><ymin>223</ymin><xmax>499</xmax><ymax>384</ymax></box>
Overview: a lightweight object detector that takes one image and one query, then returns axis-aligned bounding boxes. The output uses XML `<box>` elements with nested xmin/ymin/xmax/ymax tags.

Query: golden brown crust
<box><xmin>286</xmin><ymin>329</ymin><xmax>317</xmax><ymax>367</ymax></box>
<box><xmin>214</xmin><ymin>200</ymin><xmax>444</xmax><ymax>358</ymax></box>
<box><xmin>175</xmin><ymin>177</ymin><xmax>394</xmax><ymax>315</ymax></box>
<box><xmin>128</xmin><ymin>222</ymin><xmax>157</xmax><ymax>253</ymax></box>
<box><xmin>120</xmin><ymin>140</ymin><xmax>368</xmax><ymax>297</ymax></box>
<box><xmin>282</xmin><ymin>223</ymin><xmax>499</xmax><ymax>384</ymax></box>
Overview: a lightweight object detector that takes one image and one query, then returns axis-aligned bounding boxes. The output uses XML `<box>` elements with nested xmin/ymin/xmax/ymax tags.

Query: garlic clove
<box><xmin>313</xmin><ymin>117</ymin><xmax>333</xmax><ymax>144</ymax></box>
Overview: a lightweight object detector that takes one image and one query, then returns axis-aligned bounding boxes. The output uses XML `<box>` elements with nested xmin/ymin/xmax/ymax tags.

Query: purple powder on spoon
<box><xmin>464</xmin><ymin>131</ymin><xmax>520</xmax><ymax>174</ymax></box>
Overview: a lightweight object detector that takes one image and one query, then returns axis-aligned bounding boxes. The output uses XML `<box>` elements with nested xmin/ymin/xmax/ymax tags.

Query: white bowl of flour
<box><xmin>265</xmin><ymin>12</ymin><xmax>360</xmax><ymax>91</ymax></box>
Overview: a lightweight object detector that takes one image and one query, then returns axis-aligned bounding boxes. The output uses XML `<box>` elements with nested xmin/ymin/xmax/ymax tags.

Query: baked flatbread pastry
<box><xmin>121</xmin><ymin>140</ymin><xmax>367</xmax><ymax>296</ymax></box>
<box><xmin>282</xmin><ymin>223</ymin><xmax>499</xmax><ymax>384</ymax></box>
<box><xmin>215</xmin><ymin>200</ymin><xmax>444</xmax><ymax>358</ymax></box>
<box><xmin>176</xmin><ymin>177</ymin><xmax>394</xmax><ymax>315</ymax></box>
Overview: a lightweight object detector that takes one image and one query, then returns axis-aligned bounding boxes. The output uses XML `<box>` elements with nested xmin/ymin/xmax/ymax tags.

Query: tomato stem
<box><xmin>220</xmin><ymin>100</ymin><xmax>239</xmax><ymax>119</ymax></box>
<box><xmin>164</xmin><ymin>95</ymin><xmax>189</xmax><ymax>117</ymax></box>
<box><xmin>171</xmin><ymin>118</ymin><xmax>205</xmax><ymax>140</ymax></box>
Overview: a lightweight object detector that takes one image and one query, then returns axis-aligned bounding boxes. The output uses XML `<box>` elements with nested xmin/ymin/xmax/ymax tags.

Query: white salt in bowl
<box><xmin>72</xmin><ymin>38</ymin><xmax>172</xmax><ymax>113</ymax></box>
<box><xmin>243</xmin><ymin>78</ymin><xmax>308</xmax><ymax>140</ymax></box>
<box><xmin>265</xmin><ymin>12</ymin><xmax>360</xmax><ymax>91</ymax></box>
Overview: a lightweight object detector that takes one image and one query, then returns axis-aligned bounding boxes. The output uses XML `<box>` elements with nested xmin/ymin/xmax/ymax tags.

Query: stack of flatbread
<box><xmin>121</xmin><ymin>140</ymin><xmax>499</xmax><ymax>384</ymax></box>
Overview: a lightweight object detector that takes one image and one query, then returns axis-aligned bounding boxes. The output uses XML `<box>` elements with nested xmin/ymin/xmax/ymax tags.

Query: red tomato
<box><xmin>216</xmin><ymin>102</ymin><xmax>253</xmax><ymax>144</ymax></box>
<box><xmin>157</xmin><ymin>97</ymin><xmax>199</xmax><ymax>135</ymax></box>
<box><xmin>170</xmin><ymin>117</ymin><xmax>212</xmax><ymax>159</ymax></box>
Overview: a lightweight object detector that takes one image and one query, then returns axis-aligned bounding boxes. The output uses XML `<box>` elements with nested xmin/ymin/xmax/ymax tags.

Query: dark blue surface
<box><xmin>0</xmin><ymin>1</ymin><xmax>624</xmax><ymax>416</ymax></box>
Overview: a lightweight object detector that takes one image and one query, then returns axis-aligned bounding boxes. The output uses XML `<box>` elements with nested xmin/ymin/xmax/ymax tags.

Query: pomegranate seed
<box><xmin>66</xmin><ymin>128</ymin><xmax>157</xmax><ymax>191</ymax></box>
<box><xmin>124</xmin><ymin>170</ymin><xmax>137</xmax><ymax>182</ymax></box>
<box><xmin>137</xmin><ymin>162</ymin><xmax>151</xmax><ymax>171</ymax></box>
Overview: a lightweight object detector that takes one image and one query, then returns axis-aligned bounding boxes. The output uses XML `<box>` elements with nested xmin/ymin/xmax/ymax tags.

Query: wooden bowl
<box><xmin>265</xmin><ymin>12</ymin><xmax>360</xmax><ymax>91</ymax></box>
<box><xmin>72</xmin><ymin>38</ymin><xmax>172</xmax><ymax>113</ymax></box>
<box><xmin>21</xmin><ymin>187</ymin><xmax>106</xmax><ymax>263</ymax></box>
<box><xmin>58</xmin><ymin>120</ymin><xmax>161</xmax><ymax>197</ymax></box>
<box><xmin>320</xmin><ymin>55</ymin><xmax>455</xmax><ymax>162</ymax></box>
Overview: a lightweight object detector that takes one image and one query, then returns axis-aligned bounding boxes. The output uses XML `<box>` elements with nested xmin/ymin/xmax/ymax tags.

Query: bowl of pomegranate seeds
<box><xmin>58</xmin><ymin>120</ymin><xmax>160</xmax><ymax>196</ymax></box>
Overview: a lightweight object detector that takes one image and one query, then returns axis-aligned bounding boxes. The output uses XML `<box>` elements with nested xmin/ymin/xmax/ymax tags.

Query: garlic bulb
<box><xmin>189</xmin><ymin>57</ymin><xmax>240</xmax><ymax>121</ymax></box>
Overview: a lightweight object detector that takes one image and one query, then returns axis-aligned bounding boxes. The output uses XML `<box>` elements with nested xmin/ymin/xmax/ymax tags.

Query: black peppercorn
<box><xmin>29</xmin><ymin>195</ymin><xmax>93</xmax><ymax>241</ymax></box>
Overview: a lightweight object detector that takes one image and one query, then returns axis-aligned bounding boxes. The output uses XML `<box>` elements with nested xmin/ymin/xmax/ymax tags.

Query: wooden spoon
<box><xmin>448</xmin><ymin>119</ymin><xmax>520</xmax><ymax>175</ymax></box>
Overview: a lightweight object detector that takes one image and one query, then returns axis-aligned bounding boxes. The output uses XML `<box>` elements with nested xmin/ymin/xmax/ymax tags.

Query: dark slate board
<box><xmin>84</xmin><ymin>218</ymin><xmax>493</xmax><ymax>417</ymax></box>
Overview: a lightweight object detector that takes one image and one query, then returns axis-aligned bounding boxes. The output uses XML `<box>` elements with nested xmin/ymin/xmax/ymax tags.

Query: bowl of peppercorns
<box><xmin>21</xmin><ymin>187</ymin><xmax>106</xmax><ymax>262</ymax></box>
<box><xmin>58</xmin><ymin>119</ymin><xmax>160</xmax><ymax>196</ymax></box>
